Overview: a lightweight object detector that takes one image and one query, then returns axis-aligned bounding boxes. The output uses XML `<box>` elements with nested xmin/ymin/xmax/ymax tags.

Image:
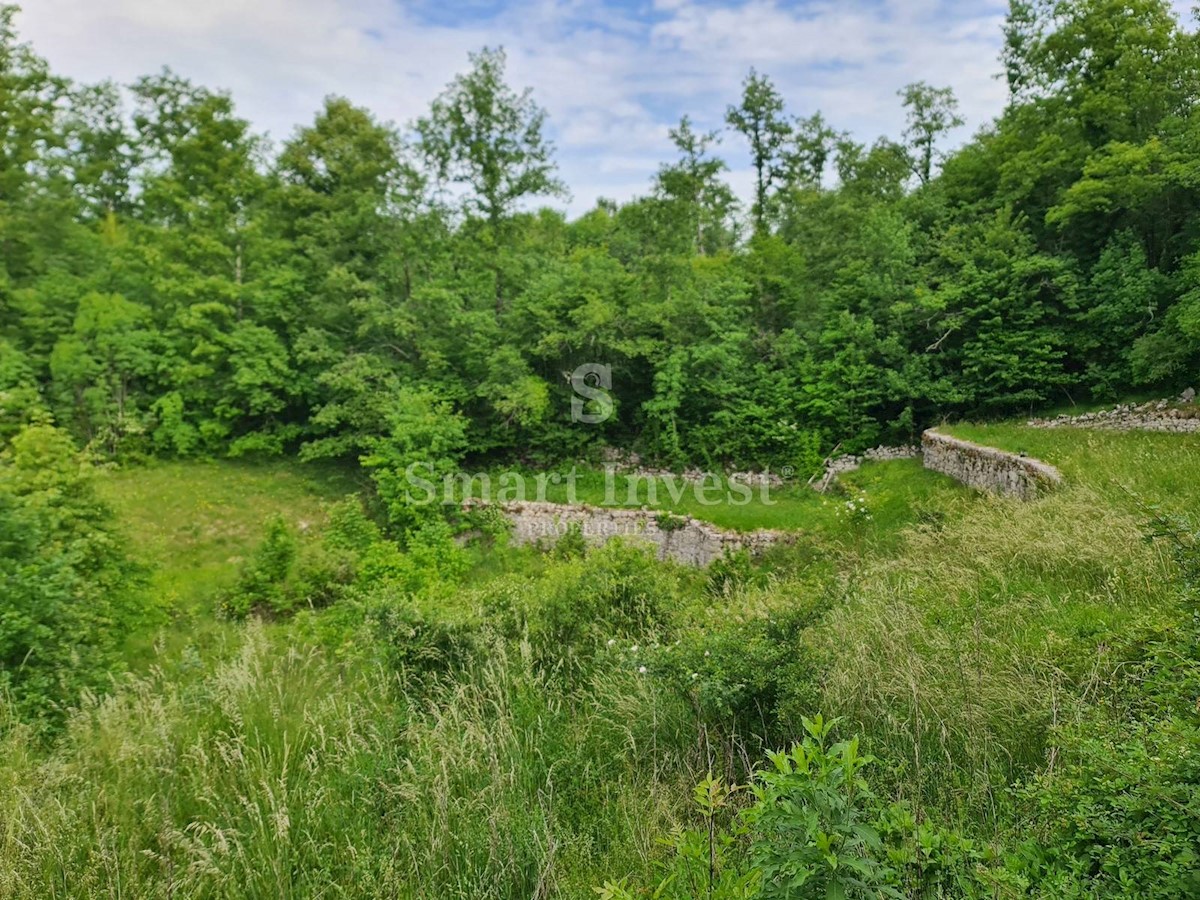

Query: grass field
<box><xmin>944</xmin><ymin>421</ymin><xmax>1200</xmax><ymax>512</ymax></box>
<box><xmin>94</xmin><ymin>459</ymin><xmax>359</xmax><ymax>615</ymax></box>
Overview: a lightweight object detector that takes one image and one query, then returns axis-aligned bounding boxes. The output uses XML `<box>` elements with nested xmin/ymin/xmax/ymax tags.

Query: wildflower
<box><xmin>606</xmin><ymin>638</ymin><xmax>617</xmax><ymax>647</ymax></box>
<box><xmin>638</xmin><ymin>666</ymin><xmax>647</xmax><ymax>674</ymax></box>
<box><xmin>631</xmin><ymin>644</ymin><xmax>639</xmax><ymax>653</ymax></box>
<box><xmin>691</xmin><ymin>672</ymin><xmax>699</xmax><ymax>680</ymax></box>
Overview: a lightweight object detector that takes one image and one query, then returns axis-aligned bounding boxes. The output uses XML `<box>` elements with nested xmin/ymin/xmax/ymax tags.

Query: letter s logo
<box><xmin>570</xmin><ymin>363</ymin><xmax>613</xmax><ymax>424</ymax></box>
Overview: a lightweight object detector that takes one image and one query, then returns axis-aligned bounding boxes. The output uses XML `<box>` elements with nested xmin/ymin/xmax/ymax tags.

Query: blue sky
<box><xmin>16</xmin><ymin>0</ymin><xmax>1197</xmax><ymax>215</ymax></box>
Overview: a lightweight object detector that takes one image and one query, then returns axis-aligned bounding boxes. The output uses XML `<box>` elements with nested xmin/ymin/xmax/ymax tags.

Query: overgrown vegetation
<box><xmin>2</xmin><ymin>419</ymin><xmax>1198</xmax><ymax>896</ymax></box>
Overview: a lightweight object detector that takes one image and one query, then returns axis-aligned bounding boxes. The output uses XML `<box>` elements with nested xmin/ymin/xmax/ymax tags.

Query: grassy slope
<box><xmin>945</xmin><ymin>421</ymin><xmax>1200</xmax><ymax>512</ymax></box>
<box><xmin>94</xmin><ymin>459</ymin><xmax>357</xmax><ymax>615</ymax></box>
<box><xmin>815</xmin><ymin>422</ymin><xmax>1200</xmax><ymax>812</ymax></box>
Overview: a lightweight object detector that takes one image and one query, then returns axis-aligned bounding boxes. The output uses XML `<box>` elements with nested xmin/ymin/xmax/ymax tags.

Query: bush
<box><xmin>221</xmin><ymin>514</ymin><xmax>299</xmax><ymax>617</ymax></box>
<box><xmin>653</xmin><ymin>601</ymin><xmax>824</xmax><ymax>758</ymax></box>
<box><xmin>0</xmin><ymin>424</ymin><xmax>151</xmax><ymax>728</ymax></box>
<box><xmin>601</xmin><ymin>718</ymin><xmax>988</xmax><ymax>900</ymax></box>
<box><xmin>493</xmin><ymin>542</ymin><xmax>683</xmax><ymax>669</ymax></box>
<box><xmin>745</xmin><ymin>716</ymin><xmax>900</xmax><ymax>899</ymax></box>
<box><xmin>1016</xmin><ymin>717</ymin><xmax>1200</xmax><ymax>898</ymax></box>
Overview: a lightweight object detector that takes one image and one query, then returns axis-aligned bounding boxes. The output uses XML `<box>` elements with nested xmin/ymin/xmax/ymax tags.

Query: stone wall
<box><xmin>1027</xmin><ymin>396</ymin><xmax>1200</xmax><ymax>433</ymax></box>
<box><xmin>466</xmin><ymin>500</ymin><xmax>788</xmax><ymax>567</ymax></box>
<box><xmin>810</xmin><ymin>445</ymin><xmax>922</xmax><ymax>492</ymax></box>
<box><xmin>921</xmin><ymin>430</ymin><xmax>1062</xmax><ymax>499</ymax></box>
<box><xmin>598</xmin><ymin>448</ymin><xmax>784</xmax><ymax>488</ymax></box>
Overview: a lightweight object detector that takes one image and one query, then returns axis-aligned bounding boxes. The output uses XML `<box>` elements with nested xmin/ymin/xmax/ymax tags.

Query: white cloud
<box><xmin>17</xmin><ymin>0</ymin><xmax>1191</xmax><ymax>216</ymax></box>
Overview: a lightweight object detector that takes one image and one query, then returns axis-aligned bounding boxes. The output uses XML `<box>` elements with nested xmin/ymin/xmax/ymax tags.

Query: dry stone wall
<box><xmin>921</xmin><ymin>430</ymin><xmax>1062</xmax><ymax>499</ymax></box>
<box><xmin>810</xmin><ymin>445</ymin><xmax>922</xmax><ymax>492</ymax></box>
<box><xmin>466</xmin><ymin>500</ymin><xmax>788</xmax><ymax>567</ymax></box>
<box><xmin>1027</xmin><ymin>396</ymin><xmax>1200</xmax><ymax>433</ymax></box>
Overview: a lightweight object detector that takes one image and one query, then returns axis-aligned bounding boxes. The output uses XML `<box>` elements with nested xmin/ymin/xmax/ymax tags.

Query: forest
<box><xmin>2</xmin><ymin>0</ymin><xmax>1200</xmax><ymax>897</ymax></box>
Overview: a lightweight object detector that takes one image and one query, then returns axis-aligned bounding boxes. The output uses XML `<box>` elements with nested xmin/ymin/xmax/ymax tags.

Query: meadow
<box><xmin>2</xmin><ymin>423</ymin><xmax>1197</xmax><ymax>897</ymax></box>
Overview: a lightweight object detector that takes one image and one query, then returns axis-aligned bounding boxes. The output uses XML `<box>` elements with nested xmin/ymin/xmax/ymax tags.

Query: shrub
<box><xmin>516</xmin><ymin>542</ymin><xmax>683</xmax><ymax>667</ymax></box>
<box><xmin>0</xmin><ymin>424</ymin><xmax>151</xmax><ymax>728</ymax></box>
<box><xmin>745</xmin><ymin>716</ymin><xmax>900</xmax><ymax>900</ymax></box>
<box><xmin>654</xmin><ymin>601</ymin><xmax>824</xmax><ymax>759</ymax></box>
<box><xmin>1016</xmin><ymin>717</ymin><xmax>1200</xmax><ymax>898</ymax></box>
<box><xmin>221</xmin><ymin>514</ymin><xmax>299</xmax><ymax>617</ymax></box>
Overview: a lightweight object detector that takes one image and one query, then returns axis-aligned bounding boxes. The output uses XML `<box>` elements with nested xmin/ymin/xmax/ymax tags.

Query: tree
<box><xmin>63</xmin><ymin>81</ymin><xmax>138</xmax><ymax>219</ymax></box>
<box><xmin>48</xmin><ymin>291</ymin><xmax>162</xmax><ymax>455</ymax></box>
<box><xmin>416</xmin><ymin>47</ymin><xmax>566</xmax><ymax>315</ymax></box>
<box><xmin>725</xmin><ymin>69</ymin><xmax>791</xmax><ymax>233</ymax></box>
<box><xmin>784</xmin><ymin>112</ymin><xmax>841</xmax><ymax>187</ymax></box>
<box><xmin>899</xmin><ymin>82</ymin><xmax>964</xmax><ymax>184</ymax></box>
<box><xmin>653</xmin><ymin>115</ymin><xmax>737</xmax><ymax>255</ymax></box>
<box><xmin>0</xmin><ymin>4</ymin><xmax>65</xmax><ymax>294</ymax></box>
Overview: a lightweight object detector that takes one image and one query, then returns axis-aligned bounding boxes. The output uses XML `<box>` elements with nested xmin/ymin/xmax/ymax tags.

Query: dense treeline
<box><xmin>2</xmin><ymin>0</ymin><xmax>1198</xmax><ymax>479</ymax></box>
<box><xmin>3</xmin><ymin>0</ymin><xmax>1199</xmax><ymax>709</ymax></box>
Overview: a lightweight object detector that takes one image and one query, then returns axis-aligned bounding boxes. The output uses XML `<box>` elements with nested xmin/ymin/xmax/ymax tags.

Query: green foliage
<box><xmin>5</xmin><ymin>3</ymin><xmax>1200</xmax><ymax>895</ymax></box>
<box><xmin>221</xmin><ymin>514</ymin><xmax>299</xmax><ymax>617</ymax></box>
<box><xmin>495</xmin><ymin>542</ymin><xmax>683</xmax><ymax>668</ymax></box>
<box><xmin>359</xmin><ymin>388</ymin><xmax>468</xmax><ymax>531</ymax></box>
<box><xmin>596</xmin><ymin>774</ymin><xmax>758</xmax><ymax>900</ymax></box>
<box><xmin>1017</xmin><ymin>717</ymin><xmax>1200</xmax><ymax>898</ymax></box>
<box><xmin>0</xmin><ymin>423</ymin><xmax>150</xmax><ymax>727</ymax></box>
<box><xmin>745</xmin><ymin>716</ymin><xmax>900</xmax><ymax>900</ymax></box>
<box><xmin>655</xmin><ymin>602</ymin><xmax>824</xmax><ymax>753</ymax></box>
<box><xmin>2</xmin><ymin>1</ymin><xmax>1199</xmax><ymax>466</ymax></box>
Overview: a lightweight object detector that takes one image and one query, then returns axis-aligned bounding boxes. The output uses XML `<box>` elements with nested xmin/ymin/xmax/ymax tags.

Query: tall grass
<box><xmin>813</xmin><ymin>474</ymin><xmax>1184</xmax><ymax>820</ymax></box>
<box><xmin>0</xmin><ymin>623</ymin><xmax>707</xmax><ymax>898</ymax></box>
<box><xmin>7</xmin><ymin>426</ymin><xmax>1195</xmax><ymax>894</ymax></box>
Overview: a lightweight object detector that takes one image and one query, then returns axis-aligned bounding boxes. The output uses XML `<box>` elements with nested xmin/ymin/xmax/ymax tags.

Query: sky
<box><xmin>14</xmin><ymin>0</ymin><xmax>1199</xmax><ymax>216</ymax></box>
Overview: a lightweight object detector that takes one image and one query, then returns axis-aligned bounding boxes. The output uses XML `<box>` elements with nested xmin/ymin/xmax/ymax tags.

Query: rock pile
<box><xmin>1027</xmin><ymin>394</ymin><xmax>1200</xmax><ymax>433</ymax></box>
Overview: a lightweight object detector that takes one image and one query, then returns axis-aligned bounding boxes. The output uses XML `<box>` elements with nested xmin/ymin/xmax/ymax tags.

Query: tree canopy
<box><xmin>2</xmin><ymin>0</ymin><xmax>1198</xmax><ymax>477</ymax></box>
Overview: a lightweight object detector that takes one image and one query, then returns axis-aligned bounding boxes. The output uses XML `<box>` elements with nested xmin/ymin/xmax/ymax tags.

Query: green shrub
<box><xmin>0</xmin><ymin>424</ymin><xmax>152</xmax><ymax>728</ymax></box>
<box><xmin>653</xmin><ymin>601</ymin><xmax>824</xmax><ymax>758</ymax></box>
<box><xmin>221</xmin><ymin>514</ymin><xmax>299</xmax><ymax>617</ymax></box>
<box><xmin>745</xmin><ymin>716</ymin><xmax>900</xmax><ymax>899</ymax></box>
<box><xmin>1016</xmin><ymin>717</ymin><xmax>1200</xmax><ymax>898</ymax></box>
<box><xmin>509</xmin><ymin>542</ymin><xmax>683</xmax><ymax>668</ymax></box>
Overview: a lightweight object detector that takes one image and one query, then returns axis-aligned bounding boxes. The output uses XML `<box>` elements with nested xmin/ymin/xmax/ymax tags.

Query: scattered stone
<box><xmin>1026</xmin><ymin>398</ymin><xmax>1200</xmax><ymax>433</ymax></box>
